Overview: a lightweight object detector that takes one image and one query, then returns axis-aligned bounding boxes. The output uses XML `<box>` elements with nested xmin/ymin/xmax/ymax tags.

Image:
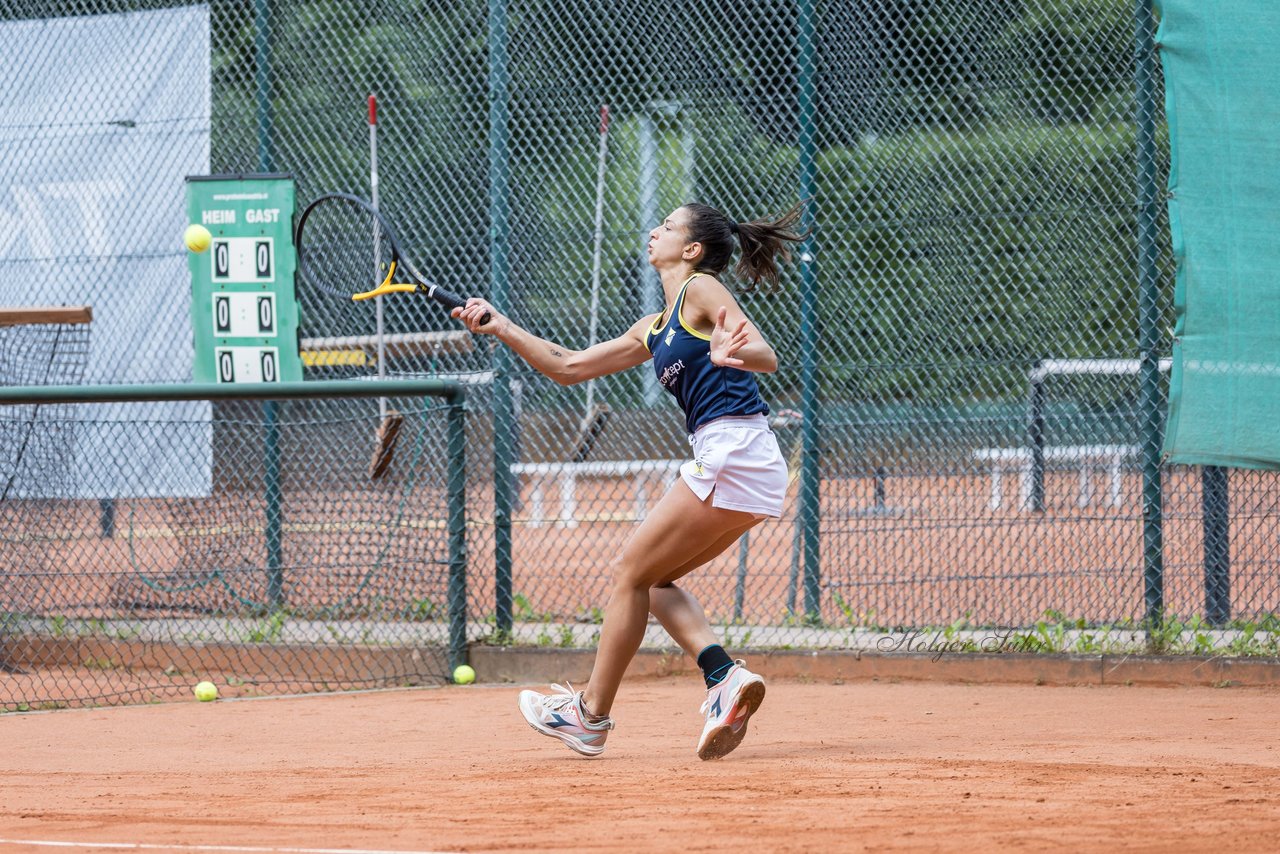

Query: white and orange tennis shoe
<box><xmin>697</xmin><ymin>661</ymin><xmax>766</xmax><ymax>760</ymax></box>
<box><xmin>518</xmin><ymin>683</ymin><xmax>614</xmax><ymax>757</ymax></box>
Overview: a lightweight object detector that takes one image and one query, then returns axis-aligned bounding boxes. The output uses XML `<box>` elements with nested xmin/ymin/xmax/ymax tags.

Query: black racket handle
<box><xmin>426</xmin><ymin>284</ymin><xmax>491</xmax><ymax>326</ymax></box>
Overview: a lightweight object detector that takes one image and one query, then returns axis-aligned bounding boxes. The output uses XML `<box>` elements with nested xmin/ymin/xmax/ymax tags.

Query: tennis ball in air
<box><xmin>453</xmin><ymin>665</ymin><xmax>476</xmax><ymax>685</ymax></box>
<box><xmin>194</xmin><ymin>680</ymin><xmax>218</xmax><ymax>702</ymax></box>
<box><xmin>183</xmin><ymin>224</ymin><xmax>212</xmax><ymax>253</ymax></box>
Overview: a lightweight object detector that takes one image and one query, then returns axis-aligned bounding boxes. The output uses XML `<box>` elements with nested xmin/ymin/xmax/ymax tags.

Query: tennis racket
<box><xmin>295</xmin><ymin>193</ymin><xmax>490</xmax><ymax>325</ymax></box>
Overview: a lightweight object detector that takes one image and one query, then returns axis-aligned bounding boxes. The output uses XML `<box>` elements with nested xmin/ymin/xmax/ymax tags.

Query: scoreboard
<box><xmin>185</xmin><ymin>174</ymin><xmax>302</xmax><ymax>383</ymax></box>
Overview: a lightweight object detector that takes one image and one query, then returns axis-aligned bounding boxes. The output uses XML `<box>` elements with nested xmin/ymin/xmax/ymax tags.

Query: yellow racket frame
<box><xmin>351</xmin><ymin>260</ymin><xmax>420</xmax><ymax>301</ymax></box>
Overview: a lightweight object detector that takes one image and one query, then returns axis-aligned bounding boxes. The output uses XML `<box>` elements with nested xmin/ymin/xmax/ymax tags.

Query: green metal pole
<box><xmin>1201</xmin><ymin>466</ymin><xmax>1230</xmax><ymax>626</ymax></box>
<box><xmin>447</xmin><ymin>397</ymin><xmax>469</xmax><ymax>670</ymax></box>
<box><xmin>0</xmin><ymin>380</ymin><xmax>463</xmax><ymax>405</ymax></box>
<box><xmin>797</xmin><ymin>0</ymin><xmax>822</xmax><ymax>623</ymax></box>
<box><xmin>489</xmin><ymin>0</ymin><xmax>514</xmax><ymax>638</ymax></box>
<box><xmin>263</xmin><ymin>400</ymin><xmax>284</xmax><ymax>611</ymax></box>
<box><xmin>1134</xmin><ymin>0</ymin><xmax>1164</xmax><ymax>629</ymax></box>
<box><xmin>255</xmin><ymin>4</ymin><xmax>280</xmax><ymax>612</ymax></box>
<box><xmin>1028</xmin><ymin>368</ymin><xmax>1046</xmax><ymax>512</ymax></box>
<box><xmin>254</xmin><ymin>0</ymin><xmax>274</xmax><ymax>172</ymax></box>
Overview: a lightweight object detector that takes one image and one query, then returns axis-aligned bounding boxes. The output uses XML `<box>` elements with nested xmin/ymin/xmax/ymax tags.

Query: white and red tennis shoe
<box><xmin>697</xmin><ymin>662</ymin><xmax>766</xmax><ymax>760</ymax></box>
<box><xmin>518</xmin><ymin>683</ymin><xmax>614</xmax><ymax>757</ymax></box>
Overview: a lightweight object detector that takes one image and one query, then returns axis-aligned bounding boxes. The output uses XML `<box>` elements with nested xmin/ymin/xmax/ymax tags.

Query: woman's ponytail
<box><xmin>733</xmin><ymin>201</ymin><xmax>808</xmax><ymax>291</ymax></box>
<box><xmin>682</xmin><ymin>200</ymin><xmax>810</xmax><ymax>292</ymax></box>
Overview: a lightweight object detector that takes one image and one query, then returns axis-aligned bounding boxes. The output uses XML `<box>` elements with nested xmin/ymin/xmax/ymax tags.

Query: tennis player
<box><xmin>453</xmin><ymin>201</ymin><xmax>806</xmax><ymax>760</ymax></box>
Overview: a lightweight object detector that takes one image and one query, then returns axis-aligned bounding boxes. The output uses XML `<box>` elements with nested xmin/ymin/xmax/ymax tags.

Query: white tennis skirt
<box><xmin>679</xmin><ymin>413</ymin><xmax>789</xmax><ymax>518</ymax></box>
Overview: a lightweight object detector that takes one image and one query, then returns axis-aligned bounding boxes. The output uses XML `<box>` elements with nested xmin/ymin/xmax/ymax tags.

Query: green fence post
<box><xmin>263</xmin><ymin>399</ymin><xmax>284</xmax><ymax>611</ymax></box>
<box><xmin>1135</xmin><ymin>0</ymin><xmax>1165</xmax><ymax>629</ymax></box>
<box><xmin>254</xmin><ymin>0</ymin><xmax>274</xmax><ymax>172</ymax></box>
<box><xmin>489</xmin><ymin>0</ymin><xmax>515</xmax><ymax>638</ymax></box>
<box><xmin>254</xmin><ymin>0</ymin><xmax>282</xmax><ymax>613</ymax></box>
<box><xmin>1028</xmin><ymin>365</ymin><xmax>1046</xmax><ymax>512</ymax></box>
<box><xmin>1202</xmin><ymin>466</ymin><xmax>1230</xmax><ymax>626</ymax></box>
<box><xmin>447</xmin><ymin>394</ymin><xmax>469</xmax><ymax>669</ymax></box>
<box><xmin>798</xmin><ymin>0</ymin><xmax>822</xmax><ymax>623</ymax></box>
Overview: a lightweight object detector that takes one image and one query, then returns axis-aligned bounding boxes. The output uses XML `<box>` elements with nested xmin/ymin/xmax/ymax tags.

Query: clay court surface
<box><xmin>2</xmin><ymin>677</ymin><xmax>1278</xmax><ymax>853</ymax></box>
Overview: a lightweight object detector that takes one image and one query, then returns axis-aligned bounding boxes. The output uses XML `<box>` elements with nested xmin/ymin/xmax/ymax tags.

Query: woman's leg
<box><xmin>655</xmin><ymin>518</ymin><xmax>761</xmax><ymax>587</ymax></box>
<box><xmin>648</xmin><ymin>584</ymin><xmax>720</xmax><ymax>659</ymax></box>
<box><xmin>649</xmin><ymin>518</ymin><xmax>759</xmax><ymax>657</ymax></box>
<box><xmin>580</xmin><ymin>480</ymin><xmax>758</xmax><ymax>717</ymax></box>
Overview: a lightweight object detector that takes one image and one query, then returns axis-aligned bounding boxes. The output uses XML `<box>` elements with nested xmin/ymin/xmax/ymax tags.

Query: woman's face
<box><xmin>647</xmin><ymin>207</ymin><xmax>693</xmax><ymax>268</ymax></box>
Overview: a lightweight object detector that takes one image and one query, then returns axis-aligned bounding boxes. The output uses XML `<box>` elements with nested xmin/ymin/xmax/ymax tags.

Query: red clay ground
<box><xmin>2</xmin><ymin>676</ymin><xmax>1279</xmax><ymax>852</ymax></box>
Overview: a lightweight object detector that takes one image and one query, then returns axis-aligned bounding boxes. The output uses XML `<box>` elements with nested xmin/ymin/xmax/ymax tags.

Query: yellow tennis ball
<box><xmin>194</xmin><ymin>680</ymin><xmax>218</xmax><ymax>702</ymax></box>
<box><xmin>184</xmin><ymin>224</ymin><xmax>212</xmax><ymax>253</ymax></box>
<box><xmin>453</xmin><ymin>664</ymin><xmax>476</xmax><ymax>685</ymax></box>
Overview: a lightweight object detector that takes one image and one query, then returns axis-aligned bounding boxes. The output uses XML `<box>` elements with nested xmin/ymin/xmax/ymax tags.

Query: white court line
<box><xmin>0</xmin><ymin>841</ymin><xmax>458</xmax><ymax>854</ymax></box>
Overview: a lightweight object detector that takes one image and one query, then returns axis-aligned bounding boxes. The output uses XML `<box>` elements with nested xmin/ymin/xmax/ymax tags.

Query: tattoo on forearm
<box><xmin>548</xmin><ymin>347</ymin><xmax>563</xmax><ymax>358</ymax></box>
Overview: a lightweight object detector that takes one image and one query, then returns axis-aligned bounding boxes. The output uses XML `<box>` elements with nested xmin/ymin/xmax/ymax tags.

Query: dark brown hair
<box><xmin>681</xmin><ymin>201</ymin><xmax>809</xmax><ymax>290</ymax></box>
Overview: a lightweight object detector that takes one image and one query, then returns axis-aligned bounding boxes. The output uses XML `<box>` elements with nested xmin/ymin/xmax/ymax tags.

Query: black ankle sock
<box><xmin>696</xmin><ymin>644</ymin><xmax>735</xmax><ymax>689</ymax></box>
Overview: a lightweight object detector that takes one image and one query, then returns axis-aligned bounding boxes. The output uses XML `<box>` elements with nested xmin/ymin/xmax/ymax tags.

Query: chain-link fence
<box><xmin>0</xmin><ymin>378</ymin><xmax>466</xmax><ymax>710</ymax></box>
<box><xmin>4</xmin><ymin>0</ymin><xmax>1280</xmax><ymax>709</ymax></box>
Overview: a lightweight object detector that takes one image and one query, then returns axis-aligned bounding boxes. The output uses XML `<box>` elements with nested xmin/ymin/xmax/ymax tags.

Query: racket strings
<box><xmin>297</xmin><ymin>197</ymin><xmax>398</xmax><ymax>300</ymax></box>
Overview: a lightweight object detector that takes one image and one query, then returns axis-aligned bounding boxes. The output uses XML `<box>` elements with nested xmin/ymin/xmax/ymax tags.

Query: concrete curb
<box><xmin>9</xmin><ymin>636</ymin><xmax>1279</xmax><ymax>690</ymax></box>
<box><xmin>469</xmin><ymin>646</ymin><xmax>1280</xmax><ymax>688</ymax></box>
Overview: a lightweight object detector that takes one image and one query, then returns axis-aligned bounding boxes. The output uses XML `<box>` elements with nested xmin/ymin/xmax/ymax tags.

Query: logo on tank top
<box><xmin>665</xmin><ymin>327</ymin><xmax>676</xmax><ymax>346</ymax></box>
<box><xmin>658</xmin><ymin>358</ymin><xmax>685</xmax><ymax>388</ymax></box>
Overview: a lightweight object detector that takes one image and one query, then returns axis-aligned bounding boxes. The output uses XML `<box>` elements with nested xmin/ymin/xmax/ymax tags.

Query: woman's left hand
<box><xmin>709</xmin><ymin>306</ymin><xmax>749</xmax><ymax>368</ymax></box>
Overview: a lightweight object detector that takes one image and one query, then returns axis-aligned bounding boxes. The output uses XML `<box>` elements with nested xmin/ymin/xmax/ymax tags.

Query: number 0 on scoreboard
<box><xmin>213</xmin><ymin>293</ymin><xmax>277</xmax><ymax>337</ymax></box>
<box><xmin>214</xmin><ymin>347</ymin><xmax>280</xmax><ymax>384</ymax></box>
<box><xmin>211</xmin><ymin>237</ymin><xmax>275</xmax><ymax>283</ymax></box>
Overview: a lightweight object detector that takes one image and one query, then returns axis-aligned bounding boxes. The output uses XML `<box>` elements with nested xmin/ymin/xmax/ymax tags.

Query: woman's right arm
<box><xmin>453</xmin><ymin>298</ymin><xmax>655</xmax><ymax>386</ymax></box>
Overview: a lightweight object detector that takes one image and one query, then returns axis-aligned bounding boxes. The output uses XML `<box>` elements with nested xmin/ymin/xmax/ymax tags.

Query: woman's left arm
<box><xmin>685</xmin><ymin>277</ymin><xmax>778</xmax><ymax>373</ymax></box>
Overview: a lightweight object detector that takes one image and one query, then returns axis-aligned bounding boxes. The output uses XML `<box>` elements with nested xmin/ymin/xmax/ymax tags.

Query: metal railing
<box><xmin>0</xmin><ymin>380</ymin><xmax>466</xmax><ymax>710</ymax></box>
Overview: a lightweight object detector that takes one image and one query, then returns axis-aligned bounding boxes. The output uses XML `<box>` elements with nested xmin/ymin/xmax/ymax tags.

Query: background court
<box><xmin>2</xmin><ymin>677</ymin><xmax>1278</xmax><ymax>852</ymax></box>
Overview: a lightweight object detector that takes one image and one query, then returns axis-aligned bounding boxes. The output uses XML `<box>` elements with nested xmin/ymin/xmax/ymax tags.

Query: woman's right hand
<box><xmin>452</xmin><ymin>298</ymin><xmax>504</xmax><ymax>335</ymax></box>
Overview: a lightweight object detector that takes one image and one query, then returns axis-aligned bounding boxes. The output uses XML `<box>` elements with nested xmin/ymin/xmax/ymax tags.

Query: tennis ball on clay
<box><xmin>452</xmin><ymin>664</ymin><xmax>476</xmax><ymax>685</ymax></box>
<box><xmin>183</xmin><ymin>224</ymin><xmax>212</xmax><ymax>253</ymax></box>
<box><xmin>193</xmin><ymin>680</ymin><xmax>218</xmax><ymax>702</ymax></box>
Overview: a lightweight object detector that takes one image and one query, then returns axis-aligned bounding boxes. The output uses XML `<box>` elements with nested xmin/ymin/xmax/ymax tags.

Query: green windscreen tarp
<box><xmin>1158</xmin><ymin>0</ymin><xmax>1280</xmax><ymax>469</ymax></box>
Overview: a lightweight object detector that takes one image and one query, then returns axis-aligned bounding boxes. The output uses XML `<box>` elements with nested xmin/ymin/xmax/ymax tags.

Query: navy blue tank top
<box><xmin>643</xmin><ymin>273</ymin><xmax>769</xmax><ymax>434</ymax></box>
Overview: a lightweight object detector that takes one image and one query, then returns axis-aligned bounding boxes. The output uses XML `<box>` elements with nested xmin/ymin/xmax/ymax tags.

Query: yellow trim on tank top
<box><xmin>642</xmin><ymin>312</ymin><xmax>663</xmax><ymax>352</ymax></box>
<box><xmin>677</xmin><ymin>272</ymin><xmax>712</xmax><ymax>341</ymax></box>
<box><xmin>645</xmin><ymin>272</ymin><xmax>704</xmax><ymax>349</ymax></box>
